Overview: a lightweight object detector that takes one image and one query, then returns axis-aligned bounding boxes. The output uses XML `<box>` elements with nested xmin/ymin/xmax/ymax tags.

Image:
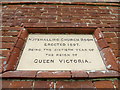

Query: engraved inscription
<box><xmin>17</xmin><ymin>34</ymin><xmax>106</xmax><ymax>70</ymax></box>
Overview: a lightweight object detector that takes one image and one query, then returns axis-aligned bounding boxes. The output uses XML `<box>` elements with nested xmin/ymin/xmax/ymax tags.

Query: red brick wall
<box><xmin>2</xmin><ymin>2</ymin><xmax>119</xmax><ymax>28</ymax></box>
<box><xmin>1</xmin><ymin>2</ymin><xmax>120</xmax><ymax>89</ymax></box>
<box><xmin>2</xmin><ymin>2</ymin><xmax>119</xmax><ymax>64</ymax></box>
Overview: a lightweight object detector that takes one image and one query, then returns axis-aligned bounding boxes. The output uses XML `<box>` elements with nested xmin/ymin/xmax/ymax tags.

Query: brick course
<box><xmin>1</xmin><ymin>80</ymin><xmax>119</xmax><ymax>89</ymax></box>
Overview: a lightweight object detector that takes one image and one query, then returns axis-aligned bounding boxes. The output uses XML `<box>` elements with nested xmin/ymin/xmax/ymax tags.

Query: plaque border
<box><xmin>1</xmin><ymin>27</ymin><xmax>119</xmax><ymax>79</ymax></box>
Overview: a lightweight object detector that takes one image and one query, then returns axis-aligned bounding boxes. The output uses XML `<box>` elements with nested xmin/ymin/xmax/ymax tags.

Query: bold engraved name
<box><xmin>34</xmin><ymin>59</ymin><xmax>91</xmax><ymax>63</ymax></box>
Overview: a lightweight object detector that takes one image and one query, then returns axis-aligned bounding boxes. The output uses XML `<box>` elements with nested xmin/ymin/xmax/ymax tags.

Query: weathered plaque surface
<box><xmin>17</xmin><ymin>34</ymin><xmax>106</xmax><ymax>70</ymax></box>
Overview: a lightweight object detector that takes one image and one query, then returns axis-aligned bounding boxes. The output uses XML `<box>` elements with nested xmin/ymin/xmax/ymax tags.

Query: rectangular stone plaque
<box><xmin>17</xmin><ymin>34</ymin><xmax>106</xmax><ymax>70</ymax></box>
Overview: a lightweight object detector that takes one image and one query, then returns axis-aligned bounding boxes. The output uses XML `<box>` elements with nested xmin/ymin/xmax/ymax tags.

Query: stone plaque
<box><xmin>17</xmin><ymin>34</ymin><xmax>106</xmax><ymax>70</ymax></box>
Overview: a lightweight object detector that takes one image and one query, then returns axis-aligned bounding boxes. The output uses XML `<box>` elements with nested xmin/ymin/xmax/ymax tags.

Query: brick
<box><xmin>75</xmin><ymin>29</ymin><xmax>95</xmax><ymax>34</ymax></box>
<box><xmin>94</xmin><ymin>81</ymin><xmax>114</xmax><ymax>88</ymax></box>
<box><xmin>33</xmin><ymin>81</ymin><xmax>54</xmax><ymax>88</ymax></box>
<box><xmin>37</xmin><ymin>71</ymin><xmax>71</xmax><ymax>78</ymax></box>
<box><xmin>6</xmin><ymin>52</ymin><xmax>20</xmax><ymax>71</ymax></box>
<box><xmin>18</xmin><ymin>29</ymin><xmax>28</xmax><ymax>41</ymax></box>
<box><xmin>109</xmin><ymin>24</ymin><xmax>119</xmax><ymax>28</ymax></box>
<box><xmin>105</xmin><ymin>38</ymin><xmax>113</xmax><ymax>43</ymax></box>
<box><xmin>11</xmin><ymin>47</ymin><xmax>21</xmax><ymax>54</ymax></box>
<box><xmin>47</xmin><ymin>23</ymin><xmax>73</xmax><ymax>27</ymax></box>
<box><xmin>94</xmin><ymin>29</ymin><xmax>104</xmax><ymax>40</ymax></box>
<box><xmin>113</xmin><ymin>80</ymin><xmax>119</xmax><ymax>88</ymax></box>
<box><xmin>1</xmin><ymin>50</ymin><xmax>10</xmax><ymax>57</ymax></box>
<box><xmin>2</xmin><ymin>31</ymin><xmax>19</xmax><ymax>36</ymax></box>
<box><xmin>9</xmin><ymin>81</ymin><xmax>33</xmax><ymax>88</ymax></box>
<box><xmin>71</xmin><ymin>71</ymin><xmax>88</xmax><ymax>78</ymax></box>
<box><xmin>1</xmin><ymin>43</ymin><xmax>14</xmax><ymax>49</ymax></box>
<box><xmin>116</xmin><ymin>32</ymin><xmax>120</xmax><ymax>37</ymax></box>
<box><xmin>2</xmin><ymin>23</ymin><xmax>14</xmax><ymax>27</ymax></box>
<box><xmin>26</xmin><ymin>28</ymin><xmax>47</xmax><ymax>33</ymax></box>
<box><xmin>2</xmin><ymin>80</ymin><xmax>12</xmax><ymax>88</ymax></box>
<box><xmin>29</xmin><ymin>19</ymin><xmax>39</xmax><ymax>23</ymax></box>
<box><xmin>96</xmin><ymin>39</ymin><xmax>108</xmax><ymax>50</ymax></box>
<box><xmin>1</xmin><ymin>37</ymin><xmax>17</xmax><ymax>42</ymax></box>
<box><xmin>1</xmin><ymin>58</ymin><xmax>8</xmax><ymax>66</ymax></box>
<box><xmin>113</xmin><ymin>50</ymin><xmax>120</xmax><ymax>57</ymax></box>
<box><xmin>109</xmin><ymin>43</ymin><xmax>119</xmax><ymax>50</ymax></box>
<box><xmin>15</xmin><ymin>38</ymin><xmax>25</xmax><ymax>50</ymax></box>
<box><xmin>56</xmin><ymin>81</ymin><xmax>95</xmax><ymax>88</ymax></box>
<box><xmin>79</xmin><ymin>81</ymin><xmax>95</xmax><ymax>88</ymax></box>
<box><xmin>101</xmin><ymin>48</ymin><xmax>118</xmax><ymax>71</ymax></box>
<box><xmin>0</xmin><ymin>68</ymin><xmax>2</xmax><ymax>73</ymax></box>
<box><xmin>99</xmin><ymin>28</ymin><xmax>119</xmax><ymax>32</ymax></box>
<box><xmin>111</xmin><ymin>38</ymin><xmax>120</xmax><ymax>44</ymax></box>
<box><xmin>24</xmin><ymin>23</ymin><xmax>47</xmax><ymax>27</ymax></box>
<box><xmin>88</xmin><ymin>70</ymin><xmax>119</xmax><ymax>78</ymax></box>
<box><xmin>2</xmin><ymin>71</ymin><xmax>21</xmax><ymax>78</ymax></box>
<box><xmin>2</xmin><ymin>71</ymin><xmax>37</xmax><ymax>78</ymax></box>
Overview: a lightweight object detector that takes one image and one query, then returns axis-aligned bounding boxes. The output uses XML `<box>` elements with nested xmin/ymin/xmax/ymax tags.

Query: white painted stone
<box><xmin>17</xmin><ymin>34</ymin><xmax>106</xmax><ymax>70</ymax></box>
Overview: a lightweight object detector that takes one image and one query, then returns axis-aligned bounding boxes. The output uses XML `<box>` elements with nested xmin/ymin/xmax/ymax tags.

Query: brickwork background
<box><xmin>0</xmin><ymin>1</ymin><xmax>120</xmax><ymax>89</ymax></box>
<box><xmin>1</xmin><ymin>0</ymin><xmax>120</xmax><ymax>2</ymax></box>
<box><xmin>2</xmin><ymin>79</ymin><xmax>120</xmax><ymax>89</ymax></box>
